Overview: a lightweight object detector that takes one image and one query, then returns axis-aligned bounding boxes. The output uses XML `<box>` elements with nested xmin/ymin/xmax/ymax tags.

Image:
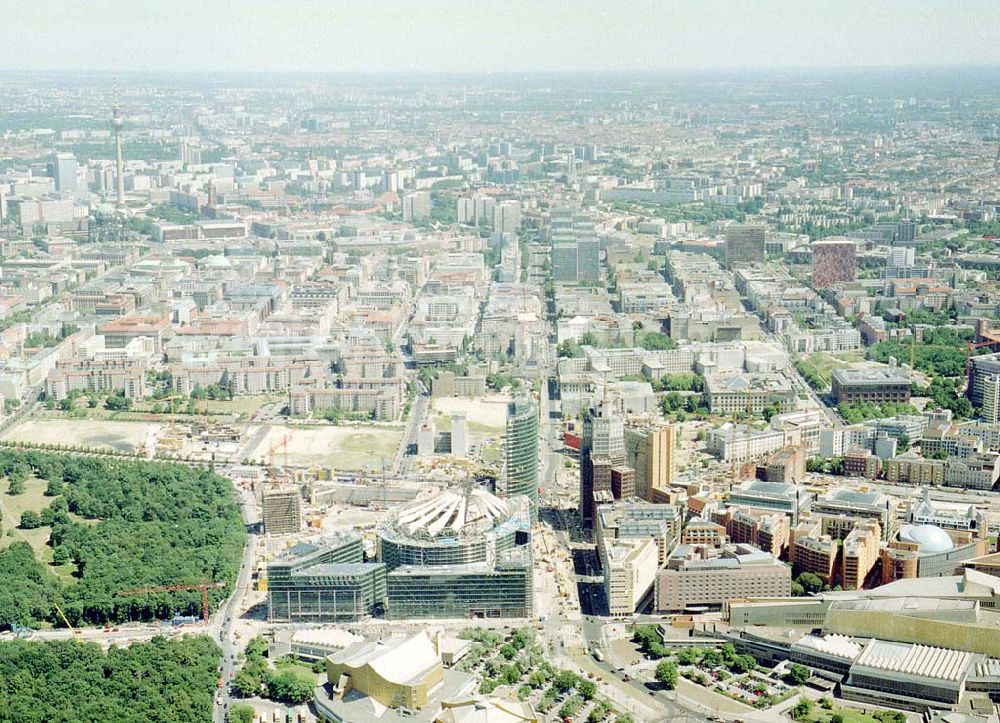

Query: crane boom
<box><xmin>118</xmin><ymin>578</ymin><xmax>225</xmax><ymax>622</ymax></box>
<box><xmin>53</xmin><ymin>603</ymin><xmax>79</xmax><ymax>637</ymax></box>
<box><xmin>266</xmin><ymin>432</ymin><xmax>292</xmax><ymax>467</ymax></box>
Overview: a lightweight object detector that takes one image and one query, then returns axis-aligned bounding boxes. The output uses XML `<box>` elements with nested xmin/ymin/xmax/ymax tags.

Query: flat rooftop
<box><xmin>831</xmin><ymin>367</ymin><xmax>910</xmax><ymax>384</ymax></box>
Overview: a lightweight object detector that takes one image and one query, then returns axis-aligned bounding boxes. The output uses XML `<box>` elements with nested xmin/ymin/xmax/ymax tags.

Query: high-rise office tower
<box><xmin>725</xmin><ymin>224</ymin><xmax>766</xmax><ymax>269</ymax></box>
<box><xmin>502</xmin><ymin>396</ymin><xmax>539</xmax><ymax>519</ymax></box>
<box><xmin>550</xmin><ymin>207</ymin><xmax>601</xmax><ymax>282</ymax></box>
<box><xmin>180</xmin><ymin>141</ymin><xmax>202</xmax><ymax>167</ymax></box>
<box><xmin>402</xmin><ymin>191</ymin><xmax>431</xmax><ymax>221</ymax></box>
<box><xmin>896</xmin><ymin>220</ymin><xmax>916</xmax><ymax>244</ymax></box>
<box><xmin>451</xmin><ymin>413</ymin><xmax>468</xmax><ymax>457</ymax></box>
<box><xmin>887</xmin><ymin>246</ymin><xmax>915</xmax><ymax>268</ymax></box>
<box><xmin>983</xmin><ymin>376</ymin><xmax>1000</xmax><ymax>425</ymax></box>
<box><xmin>624</xmin><ymin>424</ymin><xmax>676</xmax><ymax>501</ymax></box>
<box><xmin>492</xmin><ymin>200</ymin><xmax>522</xmax><ymax>234</ymax></box>
<box><xmin>576</xmin><ymin>230</ymin><xmax>601</xmax><ymax>281</ymax></box>
<box><xmin>811</xmin><ymin>238</ymin><xmax>857</xmax><ymax>288</ymax></box>
<box><xmin>551</xmin><ymin>239</ymin><xmax>578</xmax><ymax>281</ymax></box>
<box><xmin>580</xmin><ymin>400</ymin><xmax>626</xmax><ymax>523</ymax></box>
<box><xmin>51</xmin><ymin>152</ymin><xmax>78</xmax><ymax>194</ymax></box>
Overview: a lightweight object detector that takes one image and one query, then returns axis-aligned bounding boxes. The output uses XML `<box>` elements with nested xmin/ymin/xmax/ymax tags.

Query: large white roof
<box><xmin>854</xmin><ymin>640</ymin><xmax>973</xmax><ymax>682</ymax></box>
<box><xmin>437</xmin><ymin>697</ymin><xmax>538</xmax><ymax>723</ymax></box>
<box><xmin>795</xmin><ymin>633</ymin><xmax>862</xmax><ymax>660</ymax></box>
<box><xmin>393</xmin><ymin>486</ymin><xmax>512</xmax><ymax>538</ymax></box>
<box><xmin>291</xmin><ymin>628</ymin><xmax>363</xmax><ymax>650</ymax></box>
<box><xmin>900</xmin><ymin>523</ymin><xmax>954</xmax><ymax>554</ymax></box>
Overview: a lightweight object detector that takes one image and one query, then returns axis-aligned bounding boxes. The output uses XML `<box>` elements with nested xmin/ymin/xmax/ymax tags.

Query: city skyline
<box><xmin>4</xmin><ymin>0</ymin><xmax>1000</xmax><ymax>74</ymax></box>
<box><xmin>4</xmin><ymin>9</ymin><xmax>1000</xmax><ymax>720</ymax></box>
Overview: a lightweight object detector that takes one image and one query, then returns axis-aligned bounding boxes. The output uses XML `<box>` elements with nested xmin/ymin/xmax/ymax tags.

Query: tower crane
<box><xmin>266</xmin><ymin>432</ymin><xmax>292</xmax><ymax>468</ymax></box>
<box><xmin>118</xmin><ymin>579</ymin><xmax>225</xmax><ymax>623</ymax></box>
<box><xmin>159</xmin><ymin>393</ymin><xmax>188</xmax><ymax>432</ymax></box>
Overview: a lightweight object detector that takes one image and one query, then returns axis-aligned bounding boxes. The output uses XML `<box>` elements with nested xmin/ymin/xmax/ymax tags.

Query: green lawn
<box><xmin>188</xmin><ymin>396</ymin><xmax>279</xmax><ymax>416</ymax></box>
<box><xmin>481</xmin><ymin>443</ymin><xmax>502</xmax><ymax>465</ymax></box>
<box><xmin>49</xmin><ymin>394</ymin><xmax>278</xmax><ymax>421</ymax></box>
<box><xmin>275</xmin><ymin>657</ymin><xmax>320</xmax><ymax>683</ymax></box>
<box><xmin>0</xmin><ymin>477</ymin><xmax>76</xmax><ymax>580</ymax></box>
<box><xmin>807</xmin><ymin>352</ymin><xmax>865</xmax><ymax>375</ymax></box>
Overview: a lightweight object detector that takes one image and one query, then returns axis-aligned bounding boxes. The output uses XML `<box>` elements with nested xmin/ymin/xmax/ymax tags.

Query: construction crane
<box><xmin>155</xmin><ymin>393</ymin><xmax>189</xmax><ymax>433</ymax></box>
<box><xmin>52</xmin><ymin>603</ymin><xmax>80</xmax><ymax>637</ymax></box>
<box><xmin>118</xmin><ymin>579</ymin><xmax>225</xmax><ymax>623</ymax></box>
<box><xmin>266</xmin><ymin>432</ymin><xmax>292</xmax><ymax>468</ymax></box>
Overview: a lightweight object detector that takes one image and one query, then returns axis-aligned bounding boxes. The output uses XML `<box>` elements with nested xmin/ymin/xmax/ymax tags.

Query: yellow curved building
<box><xmin>326</xmin><ymin>631</ymin><xmax>443</xmax><ymax>710</ymax></box>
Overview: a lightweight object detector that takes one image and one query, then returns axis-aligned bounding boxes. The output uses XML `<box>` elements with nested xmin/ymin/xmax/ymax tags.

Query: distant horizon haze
<box><xmin>4</xmin><ymin>0</ymin><xmax>999</xmax><ymax>74</ymax></box>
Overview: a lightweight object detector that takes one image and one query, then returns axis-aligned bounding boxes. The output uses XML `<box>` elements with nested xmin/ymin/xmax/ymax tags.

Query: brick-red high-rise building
<box><xmin>812</xmin><ymin>238</ymin><xmax>856</xmax><ymax>288</ymax></box>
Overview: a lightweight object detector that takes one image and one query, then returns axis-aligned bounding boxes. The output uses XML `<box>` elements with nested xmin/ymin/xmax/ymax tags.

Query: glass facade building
<box><xmin>268</xmin><ymin>563</ymin><xmax>387</xmax><ymax>622</ymax></box>
<box><xmin>385</xmin><ymin>550</ymin><xmax>532</xmax><ymax>620</ymax></box>
<box><xmin>502</xmin><ymin>396</ymin><xmax>539</xmax><ymax>519</ymax></box>
<box><xmin>267</xmin><ymin>532</ymin><xmax>387</xmax><ymax>622</ymax></box>
<box><xmin>377</xmin><ymin>487</ymin><xmax>533</xmax><ymax>619</ymax></box>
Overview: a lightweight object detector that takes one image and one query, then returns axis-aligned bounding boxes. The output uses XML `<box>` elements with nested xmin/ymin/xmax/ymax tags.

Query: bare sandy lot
<box><xmin>247</xmin><ymin>424</ymin><xmax>403</xmax><ymax>471</ymax></box>
<box><xmin>1</xmin><ymin>418</ymin><xmax>162</xmax><ymax>453</ymax></box>
<box><xmin>431</xmin><ymin>395</ymin><xmax>510</xmax><ymax>434</ymax></box>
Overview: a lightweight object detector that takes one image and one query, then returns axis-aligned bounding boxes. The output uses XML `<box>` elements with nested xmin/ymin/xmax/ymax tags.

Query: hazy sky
<box><xmin>6</xmin><ymin>0</ymin><xmax>999</xmax><ymax>74</ymax></box>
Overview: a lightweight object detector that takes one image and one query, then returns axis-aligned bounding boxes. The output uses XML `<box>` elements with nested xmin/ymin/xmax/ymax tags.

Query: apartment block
<box><xmin>765</xmin><ymin>445</ymin><xmax>806</xmax><ymax>485</ymax></box>
<box><xmin>714</xmin><ymin>507</ymin><xmax>789</xmax><ymax>558</ymax></box>
<box><xmin>812</xmin><ymin>487</ymin><xmax>899</xmax><ymax>541</ymax></box>
<box><xmin>841</xmin><ymin>520</ymin><xmax>881</xmax><ymax>590</ymax></box>
<box><xmin>843</xmin><ymin>447</ymin><xmax>881</xmax><ymax>479</ymax></box>
<box><xmin>681</xmin><ymin>518</ymin><xmax>727</xmax><ymax>547</ymax></box>
<box><xmin>884</xmin><ymin>451</ymin><xmax>945</xmax><ymax>486</ymax></box>
<box><xmin>792</xmin><ymin>534</ymin><xmax>838</xmax><ymax>584</ymax></box>
<box><xmin>709</xmin><ymin>423</ymin><xmax>786</xmax><ymax>463</ymax></box>
<box><xmin>943</xmin><ymin>453</ymin><xmax>1000</xmax><ymax>490</ymax></box>
<box><xmin>704</xmin><ymin>372</ymin><xmax>797</xmax><ymax>415</ymax></box>
<box><xmin>595</xmin><ymin>500</ymin><xmax>681</xmax><ymax>566</ymax></box>
<box><xmin>727</xmin><ymin>479</ymin><xmax>812</xmax><ymax>524</ymax></box>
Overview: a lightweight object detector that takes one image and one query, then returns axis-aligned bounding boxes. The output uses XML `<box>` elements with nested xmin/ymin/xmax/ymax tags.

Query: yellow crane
<box><xmin>158</xmin><ymin>394</ymin><xmax>188</xmax><ymax>432</ymax></box>
<box><xmin>53</xmin><ymin>603</ymin><xmax>80</xmax><ymax>638</ymax></box>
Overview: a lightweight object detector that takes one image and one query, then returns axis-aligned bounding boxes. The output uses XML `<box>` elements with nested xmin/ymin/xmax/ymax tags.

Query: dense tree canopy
<box><xmin>869</xmin><ymin>328</ymin><xmax>975</xmax><ymax>378</ymax></box>
<box><xmin>837</xmin><ymin>401</ymin><xmax>919</xmax><ymax>424</ymax></box>
<box><xmin>0</xmin><ymin>636</ymin><xmax>221</xmax><ymax>723</ymax></box>
<box><xmin>655</xmin><ymin>660</ymin><xmax>678</xmax><ymax>688</ymax></box>
<box><xmin>0</xmin><ymin>451</ymin><xmax>246</xmax><ymax>628</ymax></box>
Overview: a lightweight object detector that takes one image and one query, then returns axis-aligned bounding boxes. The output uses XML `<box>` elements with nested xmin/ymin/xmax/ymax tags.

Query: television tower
<box><xmin>111</xmin><ymin>75</ymin><xmax>125</xmax><ymax>209</ymax></box>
